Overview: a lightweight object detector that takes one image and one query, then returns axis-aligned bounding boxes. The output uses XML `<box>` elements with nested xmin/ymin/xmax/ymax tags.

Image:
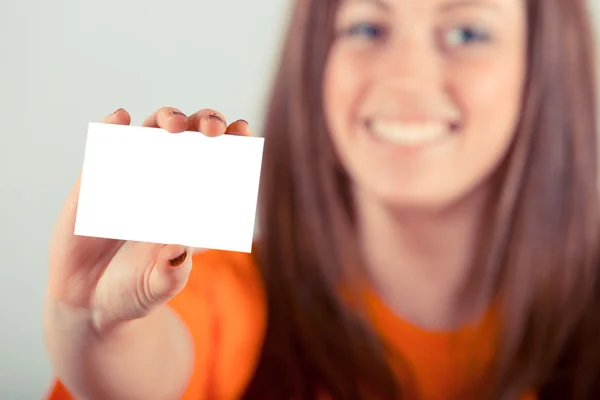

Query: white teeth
<box><xmin>369</xmin><ymin>120</ymin><xmax>447</xmax><ymax>146</ymax></box>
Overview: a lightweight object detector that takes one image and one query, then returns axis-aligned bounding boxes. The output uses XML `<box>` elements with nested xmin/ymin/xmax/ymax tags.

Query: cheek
<box><xmin>459</xmin><ymin>59</ymin><xmax>523</xmax><ymax>125</ymax></box>
<box><xmin>450</xmin><ymin>55</ymin><xmax>526</xmax><ymax>169</ymax></box>
<box><xmin>324</xmin><ymin>49</ymin><xmax>367</xmax><ymax>138</ymax></box>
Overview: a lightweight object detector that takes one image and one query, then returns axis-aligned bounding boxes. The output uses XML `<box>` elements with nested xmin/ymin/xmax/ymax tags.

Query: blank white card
<box><xmin>74</xmin><ymin>122</ymin><xmax>265</xmax><ymax>253</ymax></box>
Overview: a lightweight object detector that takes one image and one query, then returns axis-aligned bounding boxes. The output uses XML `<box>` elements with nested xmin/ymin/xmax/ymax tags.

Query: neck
<box><xmin>355</xmin><ymin>188</ymin><xmax>493</xmax><ymax>331</ymax></box>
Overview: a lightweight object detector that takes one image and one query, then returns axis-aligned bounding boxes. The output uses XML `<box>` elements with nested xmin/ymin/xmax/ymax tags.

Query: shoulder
<box><xmin>168</xmin><ymin>243</ymin><xmax>267</xmax><ymax>399</ymax></box>
<box><xmin>179</xmin><ymin>243</ymin><xmax>265</xmax><ymax>324</ymax></box>
<box><xmin>187</xmin><ymin>243</ymin><xmax>263</xmax><ymax>294</ymax></box>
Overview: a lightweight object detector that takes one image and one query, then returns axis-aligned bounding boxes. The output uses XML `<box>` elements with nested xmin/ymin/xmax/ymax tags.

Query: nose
<box><xmin>373</xmin><ymin>33</ymin><xmax>442</xmax><ymax>94</ymax></box>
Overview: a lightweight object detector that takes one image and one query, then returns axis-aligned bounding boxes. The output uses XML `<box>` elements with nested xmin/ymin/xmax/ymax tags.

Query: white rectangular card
<box><xmin>74</xmin><ymin>122</ymin><xmax>264</xmax><ymax>253</ymax></box>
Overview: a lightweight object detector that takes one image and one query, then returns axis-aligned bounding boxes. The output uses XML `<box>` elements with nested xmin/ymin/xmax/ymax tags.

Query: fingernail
<box><xmin>236</xmin><ymin>119</ymin><xmax>248</xmax><ymax>125</ymax></box>
<box><xmin>172</xmin><ymin>110</ymin><xmax>186</xmax><ymax>118</ymax></box>
<box><xmin>168</xmin><ymin>250</ymin><xmax>188</xmax><ymax>267</ymax></box>
<box><xmin>208</xmin><ymin>113</ymin><xmax>224</xmax><ymax>123</ymax></box>
<box><xmin>112</xmin><ymin>108</ymin><xmax>124</xmax><ymax>115</ymax></box>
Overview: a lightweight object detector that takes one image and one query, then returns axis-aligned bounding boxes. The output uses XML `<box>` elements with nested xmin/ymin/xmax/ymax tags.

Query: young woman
<box><xmin>44</xmin><ymin>0</ymin><xmax>599</xmax><ymax>399</ymax></box>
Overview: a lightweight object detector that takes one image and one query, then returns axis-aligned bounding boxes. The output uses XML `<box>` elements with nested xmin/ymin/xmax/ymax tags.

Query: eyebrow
<box><xmin>343</xmin><ymin>0</ymin><xmax>391</xmax><ymax>11</ymax></box>
<box><xmin>439</xmin><ymin>0</ymin><xmax>502</xmax><ymax>13</ymax></box>
<box><xmin>343</xmin><ymin>0</ymin><xmax>503</xmax><ymax>14</ymax></box>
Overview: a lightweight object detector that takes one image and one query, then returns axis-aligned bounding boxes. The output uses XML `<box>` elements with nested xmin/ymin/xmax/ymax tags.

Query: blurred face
<box><xmin>324</xmin><ymin>0</ymin><xmax>527</xmax><ymax>210</ymax></box>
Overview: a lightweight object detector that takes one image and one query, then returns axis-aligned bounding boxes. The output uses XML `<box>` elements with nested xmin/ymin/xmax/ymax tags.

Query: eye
<box><xmin>444</xmin><ymin>26</ymin><xmax>490</xmax><ymax>47</ymax></box>
<box><xmin>342</xmin><ymin>22</ymin><xmax>386</xmax><ymax>40</ymax></box>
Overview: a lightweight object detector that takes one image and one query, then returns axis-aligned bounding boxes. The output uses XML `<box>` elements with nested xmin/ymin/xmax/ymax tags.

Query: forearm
<box><xmin>44</xmin><ymin>298</ymin><xmax>194</xmax><ymax>400</ymax></box>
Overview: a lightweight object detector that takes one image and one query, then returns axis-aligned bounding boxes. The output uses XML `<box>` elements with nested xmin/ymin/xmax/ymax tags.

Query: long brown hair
<box><xmin>243</xmin><ymin>0</ymin><xmax>600</xmax><ymax>399</ymax></box>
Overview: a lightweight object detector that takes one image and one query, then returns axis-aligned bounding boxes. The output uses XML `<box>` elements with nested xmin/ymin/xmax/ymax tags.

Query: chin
<box><xmin>379</xmin><ymin>193</ymin><xmax>459</xmax><ymax>214</ymax></box>
<box><xmin>357</xmin><ymin>178</ymin><xmax>483</xmax><ymax>216</ymax></box>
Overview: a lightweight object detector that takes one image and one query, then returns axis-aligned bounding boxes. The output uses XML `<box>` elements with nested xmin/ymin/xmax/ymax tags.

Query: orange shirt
<box><xmin>47</xmin><ymin>247</ymin><xmax>537</xmax><ymax>400</ymax></box>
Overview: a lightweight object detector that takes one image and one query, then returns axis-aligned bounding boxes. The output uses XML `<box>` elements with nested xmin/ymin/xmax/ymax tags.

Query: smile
<box><xmin>366</xmin><ymin>119</ymin><xmax>456</xmax><ymax>147</ymax></box>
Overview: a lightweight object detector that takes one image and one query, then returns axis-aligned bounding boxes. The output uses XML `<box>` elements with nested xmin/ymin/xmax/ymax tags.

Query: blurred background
<box><xmin>0</xmin><ymin>0</ymin><xmax>291</xmax><ymax>397</ymax></box>
<box><xmin>0</xmin><ymin>0</ymin><xmax>597</xmax><ymax>398</ymax></box>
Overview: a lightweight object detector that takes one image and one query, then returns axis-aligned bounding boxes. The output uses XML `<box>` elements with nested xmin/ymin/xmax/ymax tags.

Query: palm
<box><xmin>47</xmin><ymin>175</ymin><xmax>124</xmax><ymax>308</ymax></box>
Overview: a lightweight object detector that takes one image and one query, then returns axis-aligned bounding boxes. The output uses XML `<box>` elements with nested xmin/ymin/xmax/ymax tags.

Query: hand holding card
<box><xmin>46</xmin><ymin>107</ymin><xmax>259</xmax><ymax>333</ymax></box>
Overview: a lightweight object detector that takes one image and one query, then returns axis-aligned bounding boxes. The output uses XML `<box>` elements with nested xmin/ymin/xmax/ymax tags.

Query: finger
<box><xmin>225</xmin><ymin>119</ymin><xmax>252</xmax><ymax>137</ymax></box>
<box><xmin>103</xmin><ymin>108</ymin><xmax>132</xmax><ymax>126</ymax></box>
<box><xmin>149</xmin><ymin>245</ymin><xmax>194</xmax><ymax>301</ymax></box>
<box><xmin>142</xmin><ymin>107</ymin><xmax>189</xmax><ymax>133</ymax></box>
<box><xmin>186</xmin><ymin>109</ymin><xmax>227</xmax><ymax>137</ymax></box>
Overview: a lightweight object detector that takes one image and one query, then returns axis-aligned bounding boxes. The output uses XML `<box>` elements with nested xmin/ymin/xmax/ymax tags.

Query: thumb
<box><xmin>148</xmin><ymin>245</ymin><xmax>194</xmax><ymax>303</ymax></box>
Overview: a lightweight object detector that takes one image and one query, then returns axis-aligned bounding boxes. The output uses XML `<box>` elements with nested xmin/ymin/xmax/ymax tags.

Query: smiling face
<box><xmin>324</xmin><ymin>0</ymin><xmax>527</xmax><ymax>211</ymax></box>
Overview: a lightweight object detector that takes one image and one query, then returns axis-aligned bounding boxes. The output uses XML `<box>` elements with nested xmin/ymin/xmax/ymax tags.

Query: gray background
<box><xmin>0</xmin><ymin>0</ymin><xmax>597</xmax><ymax>398</ymax></box>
